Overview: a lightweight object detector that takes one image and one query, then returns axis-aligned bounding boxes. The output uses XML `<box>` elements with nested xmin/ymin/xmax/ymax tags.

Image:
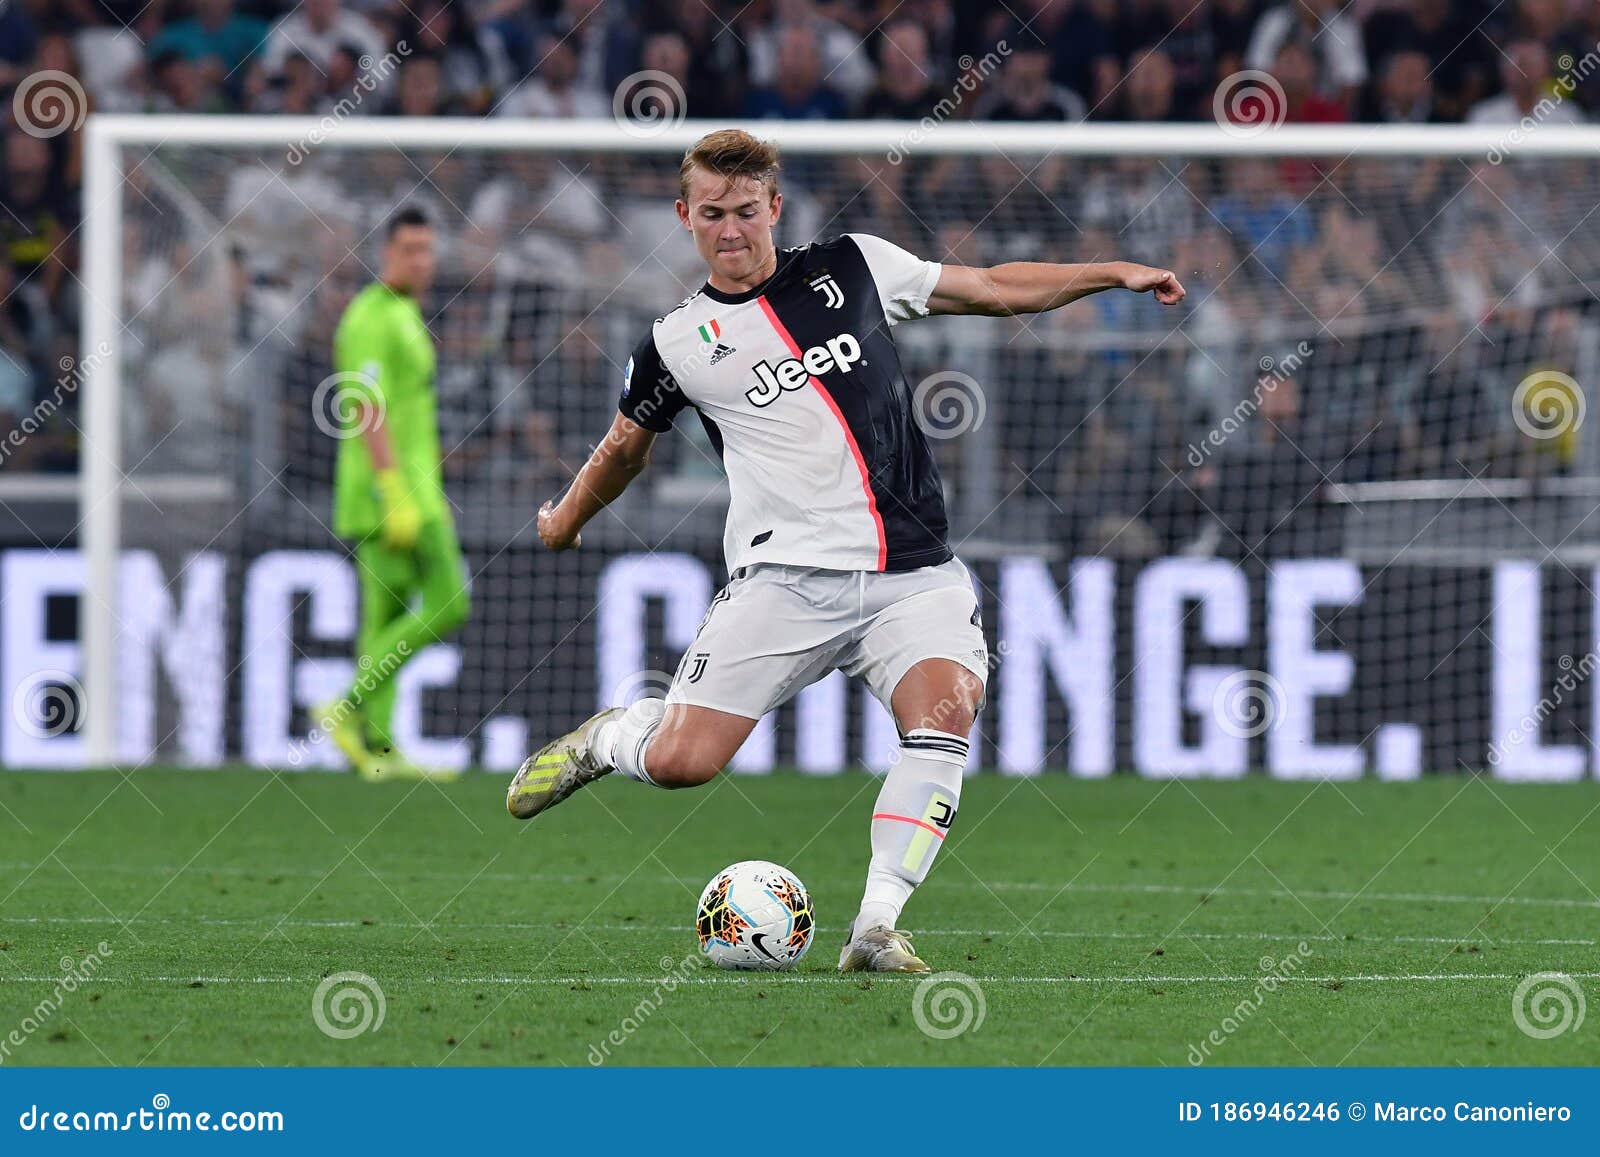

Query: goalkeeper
<box><xmin>316</xmin><ymin>206</ymin><xmax>469</xmax><ymax>780</ymax></box>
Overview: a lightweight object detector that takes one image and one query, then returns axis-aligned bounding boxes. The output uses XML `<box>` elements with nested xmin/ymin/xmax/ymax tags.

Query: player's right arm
<box><xmin>537</xmin><ymin>329</ymin><xmax>686</xmax><ymax>552</ymax></box>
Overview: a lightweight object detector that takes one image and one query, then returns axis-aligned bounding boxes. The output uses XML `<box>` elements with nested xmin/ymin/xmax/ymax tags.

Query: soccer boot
<box><xmin>312</xmin><ymin>700</ymin><xmax>381</xmax><ymax>782</ymax></box>
<box><xmin>506</xmin><ymin>707</ymin><xmax>622</xmax><ymax>820</ymax></box>
<box><xmin>369</xmin><ymin>745</ymin><xmax>462</xmax><ymax>783</ymax></box>
<box><xmin>838</xmin><ymin>924</ymin><xmax>931</xmax><ymax>974</ymax></box>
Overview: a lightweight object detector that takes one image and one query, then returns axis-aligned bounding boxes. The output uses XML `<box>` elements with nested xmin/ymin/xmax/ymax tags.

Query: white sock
<box><xmin>594</xmin><ymin>698</ymin><xmax>666</xmax><ymax>785</ymax></box>
<box><xmin>853</xmin><ymin>727</ymin><xmax>968</xmax><ymax>938</ymax></box>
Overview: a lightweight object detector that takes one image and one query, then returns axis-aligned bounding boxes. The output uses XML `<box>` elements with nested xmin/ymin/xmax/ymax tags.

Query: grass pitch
<box><xmin>1</xmin><ymin>769</ymin><xmax>1597</xmax><ymax>1066</ymax></box>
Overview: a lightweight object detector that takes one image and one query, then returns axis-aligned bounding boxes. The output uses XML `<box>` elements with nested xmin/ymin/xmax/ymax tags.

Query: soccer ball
<box><xmin>695</xmin><ymin>860</ymin><xmax>814</xmax><ymax>971</ymax></box>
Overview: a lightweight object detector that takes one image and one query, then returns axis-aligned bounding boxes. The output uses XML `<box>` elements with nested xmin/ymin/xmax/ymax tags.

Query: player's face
<box><xmin>677</xmin><ymin>168</ymin><xmax>782</xmax><ymax>287</ymax></box>
<box><xmin>382</xmin><ymin>225</ymin><xmax>436</xmax><ymax>296</ymax></box>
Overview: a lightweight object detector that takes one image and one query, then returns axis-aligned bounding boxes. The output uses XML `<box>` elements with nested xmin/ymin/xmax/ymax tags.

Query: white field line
<box><xmin>1</xmin><ymin>972</ymin><xmax>1597</xmax><ymax>987</ymax></box>
<box><xmin>0</xmin><ymin>915</ymin><xmax>1592</xmax><ymax>947</ymax></box>
<box><xmin>2</xmin><ymin>861</ymin><xmax>1595</xmax><ymax>911</ymax></box>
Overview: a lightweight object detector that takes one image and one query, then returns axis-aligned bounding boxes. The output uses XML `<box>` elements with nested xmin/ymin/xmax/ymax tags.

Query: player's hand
<box><xmin>1125</xmin><ymin>265</ymin><xmax>1186</xmax><ymax>305</ymax></box>
<box><xmin>376</xmin><ymin>469</ymin><xmax>422</xmax><ymax>551</ymax></box>
<box><xmin>537</xmin><ymin>499</ymin><xmax>581</xmax><ymax>551</ymax></box>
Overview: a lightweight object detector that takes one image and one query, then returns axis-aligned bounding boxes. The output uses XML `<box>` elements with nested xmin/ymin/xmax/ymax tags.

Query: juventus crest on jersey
<box><xmin>619</xmin><ymin>233</ymin><xmax>952</xmax><ymax>574</ymax></box>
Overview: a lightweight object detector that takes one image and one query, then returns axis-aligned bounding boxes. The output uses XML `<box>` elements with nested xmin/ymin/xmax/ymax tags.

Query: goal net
<box><xmin>52</xmin><ymin>118</ymin><xmax>1600</xmax><ymax>780</ymax></box>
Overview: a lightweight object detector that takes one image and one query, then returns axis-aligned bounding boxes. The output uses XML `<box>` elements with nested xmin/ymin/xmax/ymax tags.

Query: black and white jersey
<box><xmin>619</xmin><ymin>233</ymin><xmax>951</xmax><ymax>574</ymax></box>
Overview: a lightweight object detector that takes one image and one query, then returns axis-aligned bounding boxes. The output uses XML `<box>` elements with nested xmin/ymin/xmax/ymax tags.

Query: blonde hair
<box><xmin>678</xmin><ymin>129</ymin><xmax>781</xmax><ymax>203</ymax></box>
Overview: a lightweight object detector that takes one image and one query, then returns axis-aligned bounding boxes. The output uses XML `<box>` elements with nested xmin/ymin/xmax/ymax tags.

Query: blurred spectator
<box><xmin>498</xmin><ymin>32</ymin><xmax>608</xmax><ymax>119</ymax></box>
<box><xmin>746</xmin><ymin>0</ymin><xmax>874</xmax><ymax>107</ymax></box>
<box><xmin>0</xmin><ymin>132</ymin><xmax>71</xmax><ymax>309</ymax></box>
<box><xmin>393</xmin><ymin>53</ymin><xmax>445</xmax><ymax>117</ymax></box>
<box><xmin>402</xmin><ymin>1</ymin><xmax>511</xmax><ymax>117</ymax></box>
<box><xmin>858</xmin><ymin>20</ymin><xmax>940</xmax><ymax>119</ymax></box>
<box><xmin>61</xmin><ymin>0</ymin><xmax>168</xmax><ymax>41</ymax></box>
<box><xmin>742</xmin><ymin>25</ymin><xmax>847</xmax><ymax>119</ymax></box>
<box><xmin>1116</xmin><ymin>47</ymin><xmax>1177</xmax><ymax>121</ymax></box>
<box><xmin>1364</xmin><ymin>50</ymin><xmax>1439</xmax><ymax>124</ymax></box>
<box><xmin>644</xmin><ymin>0</ymin><xmax>747</xmax><ymax>119</ymax></box>
<box><xmin>258</xmin><ymin>0</ymin><xmax>384</xmax><ymax>79</ymax></box>
<box><xmin>0</xmin><ymin>1</ymin><xmax>40</xmax><ymax>88</ymax></box>
<box><xmin>147</xmin><ymin>48</ymin><xmax>222</xmax><ymax>113</ymax></box>
<box><xmin>635</xmin><ymin>31</ymin><xmax>692</xmax><ymax>120</ymax></box>
<box><xmin>1245</xmin><ymin>0</ymin><xmax>1366</xmax><ymax>113</ymax></box>
<box><xmin>1363</xmin><ymin>0</ymin><xmax>1494</xmax><ymax>121</ymax></box>
<box><xmin>1466</xmin><ymin>40</ymin><xmax>1585</xmax><ymax>125</ymax></box>
<box><xmin>147</xmin><ymin>0</ymin><xmax>267</xmax><ymax>106</ymax></box>
<box><xmin>1269</xmin><ymin>41</ymin><xmax>1348</xmax><ymax>122</ymax></box>
<box><xmin>982</xmin><ymin>43</ymin><xmax>1086</xmax><ymax>121</ymax></box>
<box><xmin>1002</xmin><ymin>0</ymin><xmax>1117</xmax><ymax>112</ymax></box>
<box><xmin>1212</xmin><ymin>158</ymin><xmax>1315</xmax><ymax>285</ymax></box>
<box><xmin>1508</xmin><ymin>0</ymin><xmax>1567</xmax><ymax>51</ymax></box>
<box><xmin>1559</xmin><ymin>1</ymin><xmax>1600</xmax><ymax>118</ymax></box>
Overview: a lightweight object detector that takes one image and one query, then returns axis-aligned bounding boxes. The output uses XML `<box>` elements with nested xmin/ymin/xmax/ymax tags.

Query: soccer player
<box><xmin>316</xmin><ymin>206</ymin><xmax>470</xmax><ymax>781</ymax></box>
<box><xmin>509</xmin><ymin>130</ymin><xmax>1183</xmax><ymax>971</ymax></box>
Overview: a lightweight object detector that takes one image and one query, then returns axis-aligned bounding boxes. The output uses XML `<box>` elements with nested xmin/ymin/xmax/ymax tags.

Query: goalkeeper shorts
<box><xmin>664</xmin><ymin>558</ymin><xmax>988</xmax><ymax>720</ymax></box>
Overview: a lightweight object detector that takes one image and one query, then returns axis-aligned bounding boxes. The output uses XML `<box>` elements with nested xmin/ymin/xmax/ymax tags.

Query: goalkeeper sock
<box><xmin>853</xmin><ymin>728</ymin><xmax>968</xmax><ymax>937</ymax></box>
<box><xmin>594</xmin><ymin>698</ymin><xmax>666</xmax><ymax>785</ymax></box>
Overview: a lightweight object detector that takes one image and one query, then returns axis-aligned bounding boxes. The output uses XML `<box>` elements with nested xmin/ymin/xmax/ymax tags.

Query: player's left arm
<box><xmin>536</xmin><ymin>413</ymin><xmax>656</xmax><ymax>551</ymax></box>
<box><xmin>926</xmin><ymin>260</ymin><xmax>1185</xmax><ymax>317</ymax></box>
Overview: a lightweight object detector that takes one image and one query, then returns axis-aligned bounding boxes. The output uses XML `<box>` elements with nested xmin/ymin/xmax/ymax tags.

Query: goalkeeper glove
<box><xmin>376</xmin><ymin>468</ymin><xmax>423</xmax><ymax>551</ymax></box>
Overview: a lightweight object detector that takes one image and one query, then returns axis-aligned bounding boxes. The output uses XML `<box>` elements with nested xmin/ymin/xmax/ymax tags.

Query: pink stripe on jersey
<box><xmin>755</xmin><ymin>294</ymin><xmax>887</xmax><ymax>571</ymax></box>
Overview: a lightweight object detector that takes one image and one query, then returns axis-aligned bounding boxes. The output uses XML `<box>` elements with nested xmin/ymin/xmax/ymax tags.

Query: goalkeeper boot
<box><xmin>312</xmin><ymin>700</ymin><xmax>380</xmax><ymax>782</ymax></box>
<box><xmin>369</xmin><ymin>744</ymin><xmax>462</xmax><ymax>783</ymax></box>
<box><xmin>507</xmin><ymin>707</ymin><xmax>623</xmax><ymax>820</ymax></box>
<box><xmin>838</xmin><ymin>924</ymin><xmax>931</xmax><ymax>974</ymax></box>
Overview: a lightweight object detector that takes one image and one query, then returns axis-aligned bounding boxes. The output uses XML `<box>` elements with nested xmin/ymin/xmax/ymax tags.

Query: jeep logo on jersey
<box><xmin>745</xmin><ymin>332</ymin><xmax>863</xmax><ymax>407</ymax></box>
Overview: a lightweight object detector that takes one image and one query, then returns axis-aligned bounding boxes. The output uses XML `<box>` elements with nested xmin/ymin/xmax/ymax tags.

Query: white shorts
<box><xmin>665</xmin><ymin>558</ymin><xmax>988</xmax><ymax>719</ymax></box>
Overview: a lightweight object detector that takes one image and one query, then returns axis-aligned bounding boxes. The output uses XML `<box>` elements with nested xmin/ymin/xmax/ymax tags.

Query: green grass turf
<box><xmin>0</xmin><ymin>770</ymin><xmax>1597</xmax><ymax>1067</ymax></box>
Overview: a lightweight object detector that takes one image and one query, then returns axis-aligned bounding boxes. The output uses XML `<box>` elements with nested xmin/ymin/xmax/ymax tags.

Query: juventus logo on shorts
<box><xmin>809</xmin><ymin>273</ymin><xmax>844</xmax><ymax>309</ymax></box>
<box><xmin>686</xmin><ymin>652</ymin><xmax>710</xmax><ymax>683</ymax></box>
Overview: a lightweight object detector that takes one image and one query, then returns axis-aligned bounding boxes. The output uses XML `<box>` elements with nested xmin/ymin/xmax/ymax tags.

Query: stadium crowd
<box><xmin>2</xmin><ymin>0</ymin><xmax>1599</xmax><ymax>560</ymax></box>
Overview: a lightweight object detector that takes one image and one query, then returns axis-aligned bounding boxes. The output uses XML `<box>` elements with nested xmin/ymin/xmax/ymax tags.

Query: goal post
<box><xmin>74</xmin><ymin>115</ymin><xmax>1600</xmax><ymax>775</ymax></box>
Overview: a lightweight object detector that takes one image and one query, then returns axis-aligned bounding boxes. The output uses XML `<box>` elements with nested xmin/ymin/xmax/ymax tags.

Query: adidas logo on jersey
<box><xmin>708</xmin><ymin>342</ymin><xmax>738</xmax><ymax>365</ymax></box>
<box><xmin>746</xmin><ymin>332</ymin><xmax>862</xmax><ymax>407</ymax></box>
